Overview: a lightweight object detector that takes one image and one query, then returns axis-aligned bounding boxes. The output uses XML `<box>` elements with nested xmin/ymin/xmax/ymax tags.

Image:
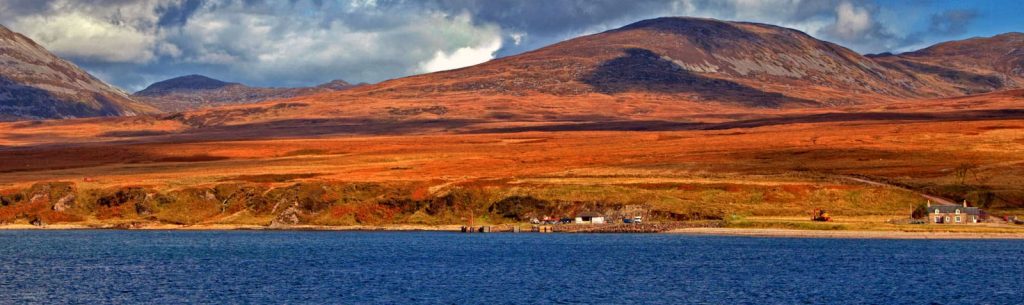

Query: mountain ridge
<box><xmin>168</xmin><ymin>17</ymin><xmax>1024</xmax><ymax>127</ymax></box>
<box><xmin>348</xmin><ymin>17</ymin><xmax>1022</xmax><ymax>105</ymax></box>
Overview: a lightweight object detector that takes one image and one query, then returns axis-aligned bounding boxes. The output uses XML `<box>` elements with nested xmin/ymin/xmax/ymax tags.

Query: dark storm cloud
<box><xmin>156</xmin><ymin>0</ymin><xmax>204</xmax><ymax>27</ymax></box>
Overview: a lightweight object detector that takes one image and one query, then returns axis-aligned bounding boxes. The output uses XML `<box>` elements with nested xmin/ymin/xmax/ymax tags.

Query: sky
<box><xmin>1</xmin><ymin>0</ymin><xmax>1021</xmax><ymax>91</ymax></box>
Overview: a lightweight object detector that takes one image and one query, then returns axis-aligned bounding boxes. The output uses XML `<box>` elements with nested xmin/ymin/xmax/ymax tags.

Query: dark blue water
<box><xmin>1</xmin><ymin>231</ymin><xmax>1022</xmax><ymax>304</ymax></box>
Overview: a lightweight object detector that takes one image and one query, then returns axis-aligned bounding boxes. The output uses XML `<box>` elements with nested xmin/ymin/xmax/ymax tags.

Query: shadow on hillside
<box><xmin>4</xmin><ymin>109</ymin><xmax>1024</xmax><ymax>174</ymax></box>
<box><xmin>876</xmin><ymin>60</ymin><xmax>1005</xmax><ymax>94</ymax></box>
<box><xmin>468</xmin><ymin>109</ymin><xmax>1024</xmax><ymax>133</ymax></box>
<box><xmin>0</xmin><ymin>76</ymin><xmax>122</xmax><ymax>119</ymax></box>
<box><xmin>147</xmin><ymin>118</ymin><xmax>483</xmax><ymax>142</ymax></box>
<box><xmin>579</xmin><ymin>48</ymin><xmax>816</xmax><ymax>108</ymax></box>
<box><xmin>0</xmin><ymin>118</ymin><xmax>484</xmax><ymax>174</ymax></box>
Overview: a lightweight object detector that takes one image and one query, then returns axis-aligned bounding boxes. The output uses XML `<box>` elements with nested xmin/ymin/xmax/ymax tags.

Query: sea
<box><xmin>1</xmin><ymin>230</ymin><xmax>1022</xmax><ymax>304</ymax></box>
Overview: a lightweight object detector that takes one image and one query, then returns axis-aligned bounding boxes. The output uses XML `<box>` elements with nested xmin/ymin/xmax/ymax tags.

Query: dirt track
<box><xmin>840</xmin><ymin>176</ymin><xmax>956</xmax><ymax>205</ymax></box>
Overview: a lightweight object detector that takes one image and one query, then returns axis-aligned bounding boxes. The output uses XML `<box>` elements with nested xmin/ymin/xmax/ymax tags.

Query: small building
<box><xmin>575</xmin><ymin>212</ymin><xmax>605</xmax><ymax>224</ymax></box>
<box><xmin>927</xmin><ymin>201</ymin><xmax>982</xmax><ymax>224</ymax></box>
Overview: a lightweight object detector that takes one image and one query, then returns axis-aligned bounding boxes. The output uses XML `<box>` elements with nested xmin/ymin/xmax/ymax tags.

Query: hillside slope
<box><xmin>0</xmin><ymin>24</ymin><xmax>157</xmax><ymax>121</ymax></box>
<box><xmin>358</xmin><ymin>17</ymin><xmax>1024</xmax><ymax>105</ymax></box>
<box><xmin>870</xmin><ymin>32</ymin><xmax>1024</xmax><ymax>95</ymax></box>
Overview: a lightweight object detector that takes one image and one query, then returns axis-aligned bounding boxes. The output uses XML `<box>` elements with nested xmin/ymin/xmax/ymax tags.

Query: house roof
<box><xmin>929</xmin><ymin>205</ymin><xmax>982</xmax><ymax>215</ymax></box>
<box><xmin>577</xmin><ymin>211</ymin><xmax>603</xmax><ymax>217</ymax></box>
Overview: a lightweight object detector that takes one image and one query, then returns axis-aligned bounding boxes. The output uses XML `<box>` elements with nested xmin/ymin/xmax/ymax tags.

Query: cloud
<box><xmin>928</xmin><ymin>9</ymin><xmax>978</xmax><ymax>35</ymax></box>
<box><xmin>829</xmin><ymin>2</ymin><xmax>872</xmax><ymax>40</ymax></box>
<box><xmin>10</xmin><ymin>12</ymin><xmax>157</xmax><ymax>63</ymax></box>
<box><xmin>157</xmin><ymin>3</ymin><xmax>503</xmax><ymax>87</ymax></box>
<box><xmin>420</xmin><ymin>37</ymin><xmax>502</xmax><ymax>73</ymax></box>
<box><xmin>1</xmin><ymin>0</ymin><xmax>506</xmax><ymax>90</ymax></box>
<box><xmin>510</xmin><ymin>32</ymin><xmax>525</xmax><ymax>46</ymax></box>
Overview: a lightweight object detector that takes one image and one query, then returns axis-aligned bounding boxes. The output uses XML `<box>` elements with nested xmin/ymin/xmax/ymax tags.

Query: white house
<box><xmin>575</xmin><ymin>212</ymin><xmax>605</xmax><ymax>224</ymax></box>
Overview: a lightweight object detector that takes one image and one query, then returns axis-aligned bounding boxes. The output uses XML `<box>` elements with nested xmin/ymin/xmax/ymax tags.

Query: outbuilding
<box><xmin>575</xmin><ymin>212</ymin><xmax>605</xmax><ymax>224</ymax></box>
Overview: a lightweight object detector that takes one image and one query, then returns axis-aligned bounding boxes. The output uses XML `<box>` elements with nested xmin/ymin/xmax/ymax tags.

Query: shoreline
<box><xmin>667</xmin><ymin>227</ymin><xmax>1024</xmax><ymax>239</ymax></box>
<box><xmin>0</xmin><ymin>223</ymin><xmax>464</xmax><ymax>231</ymax></box>
<box><xmin>5</xmin><ymin>224</ymin><xmax>1024</xmax><ymax>239</ymax></box>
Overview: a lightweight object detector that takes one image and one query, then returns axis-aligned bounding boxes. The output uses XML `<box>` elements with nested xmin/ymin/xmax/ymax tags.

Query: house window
<box><xmin>955</xmin><ymin>216</ymin><xmax>961</xmax><ymax>223</ymax></box>
<box><xmin>955</xmin><ymin>209</ymin><xmax>961</xmax><ymax>214</ymax></box>
<box><xmin>935</xmin><ymin>216</ymin><xmax>942</xmax><ymax>223</ymax></box>
<box><xmin>934</xmin><ymin>209</ymin><xmax>940</xmax><ymax>214</ymax></box>
<box><xmin>945</xmin><ymin>216</ymin><xmax>950</xmax><ymax>223</ymax></box>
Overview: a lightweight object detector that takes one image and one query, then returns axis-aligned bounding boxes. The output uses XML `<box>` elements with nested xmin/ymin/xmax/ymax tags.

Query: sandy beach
<box><xmin>6</xmin><ymin>223</ymin><xmax>1024</xmax><ymax>239</ymax></box>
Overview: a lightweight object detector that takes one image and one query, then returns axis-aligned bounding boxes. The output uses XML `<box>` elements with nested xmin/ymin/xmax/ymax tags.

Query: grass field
<box><xmin>1</xmin><ymin>94</ymin><xmax>1023</xmax><ymax>229</ymax></box>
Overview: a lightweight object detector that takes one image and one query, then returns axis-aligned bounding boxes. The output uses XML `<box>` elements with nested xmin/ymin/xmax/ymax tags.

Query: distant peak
<box><xmin>321</xmin><ymin>79</ymin><xmax>351</xmax><ymax>86</ymax></box>
<box><xmin>316</xmin><ymin>79</ymin><xmax>356</xmax><ymax>90</ymax></box>
<box><xmin>616</xmin><ymin>16</ymin><xmax>786</xmax><ymax>34</ymax></box>
<box><xmin>619</xmin><ymin>17</ymin><xmax>732</xmax><ymax>32</ymax></box>
<box><xmin>136</xmin><ymin>74</ymin><xmax>239</xmax><ymax>95</ymax></box>
<box><xmin>171</xmin><ymin>74</ymin><xmax>233</xmax><ymax>85</ymax></box>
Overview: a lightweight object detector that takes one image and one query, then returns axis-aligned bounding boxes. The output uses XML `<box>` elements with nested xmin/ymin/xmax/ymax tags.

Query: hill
<box><xmin>134</xmin><ymin>75</ymin><xmax>360</xmax><ymax>112</ymax></box>
<box><xmin>362</xmin><ymin>17</ymin><xmax>909</xmax><ymax>106</ymax></box>
<box><xmin>870</xmin><ymin>32</ymin><xmax>1024</xmax><ymax>95</ymax></box>
<box><xmin>359</xmin><ymin>18</ymin><xmax>1022</xmax><ymax>103</ymax></box>
<box><xmin>0</xmin><ymin>24</ymin><xmax>158</xmax><ymax>121</ymax></box>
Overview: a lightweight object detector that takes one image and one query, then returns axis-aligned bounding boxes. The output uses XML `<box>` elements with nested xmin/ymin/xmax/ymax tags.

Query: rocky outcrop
<box><xmin>271</xmin><ymin>205</ymin><xmax>301</xmax><ymax>227</ymax></box>
<box><xmin>52</xmin><ymin>194</ymin><xmax>74</xmax><ymax>212</ymax></box>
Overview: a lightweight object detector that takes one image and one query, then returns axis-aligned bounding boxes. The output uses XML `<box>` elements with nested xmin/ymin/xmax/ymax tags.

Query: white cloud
<box><xmin>156</xmin><ymin>42</ymin><xmax>182</xmax><ymax>58</ymax></box>
<box><xmin>419</xmin><ymin>38</ymin><xmax>502</xmax><ymax>73</ymax></box>
<box><xmin>156</xmin><ymin>3</ymin><xmax>504</xmax><ymax>86</ymax></box>
<box><xmin>10</xmin><ymin>12</ymin><xmax>157</xmax><ymax>63</ymax></box>
<box><xmin>831</xmin><ymin>1</ymin><xmax>872</xmax><ymax>40</ymax></box>
<box><xmin>510</xmin><ymin>32</ymin><xmax>525</xmax><ymax>46</ymax></box>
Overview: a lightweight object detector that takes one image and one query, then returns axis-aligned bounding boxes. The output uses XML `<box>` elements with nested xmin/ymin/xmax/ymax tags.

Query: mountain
<box><xmin>134</xmin><ymin>75</ymin><xmax>360</xmax><ymax>112</ymax></box>
<box><xmin>168</xmin><ymin>17</ymin><xmax>1024</xmax><ymax>128</ymax></box>
<box><xmin>0</xmin><ymin>24</ymin><xmax>157</xmax><ymax>121</ymax></box>
<box><xmin>135</xmin><ymin>74</ymin><xmax>237</xmax><ymax>95</ymax></box>
<box><xmin>356</xmin><ymin>17</ymin><xmax>1024</xmax><ymax>105</ymax></box>
<box><xmin>354</xmin><ymin>17</ymin><xmax>930</xmax><ymax>106</ymax></box>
